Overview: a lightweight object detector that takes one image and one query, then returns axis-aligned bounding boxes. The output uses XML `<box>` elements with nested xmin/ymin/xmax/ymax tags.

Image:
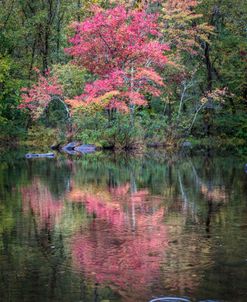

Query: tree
<box><xmin>162</xmin><ymin>0</ymin><xmax>213</xmax><ymax>57</ymax></box>
<box><xmin>198</xmin><ymin>0</ymin><xmax>247</xmax><ymax>106</ymax></box>
<box><xmin>20</xmin><ymin>69</ymin><xmax>64</xmax><ymax>118</ymax></box>
<box><xmin>65</xmin><ymin>5</ymin><xmax>169</xmax><ymax>123</ymax></box>
<box><xmin>159</xmin><ymin>0</ymin><xmax>216</xmax><ymax>138</ymax></box>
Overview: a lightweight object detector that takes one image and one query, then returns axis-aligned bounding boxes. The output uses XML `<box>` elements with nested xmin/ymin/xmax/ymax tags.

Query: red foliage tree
<box><xmin>66</xmin><ymin>5</ymin><xmax>169</xmax><ymax>113</ymax></box>
<box><xmin>20</xmin><ymin>69</ymin><xmax>64</xmax><ymax>120</ymax></box>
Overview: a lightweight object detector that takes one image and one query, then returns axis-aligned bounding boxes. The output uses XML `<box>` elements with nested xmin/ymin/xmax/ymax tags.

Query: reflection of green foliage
<box><xmin>25</xmin><ymin>125</ymin><xmax>60</xmax><ymax>149</ymax></box>
<box><xmin>58</xmin><ymin>202</ymin><xmax>91</xmax><ymax>236</ymax></box>
<box><xmin>0</xmin><ymin>204</ymin><xmax>14</xmax><ymax>251</ymax></box>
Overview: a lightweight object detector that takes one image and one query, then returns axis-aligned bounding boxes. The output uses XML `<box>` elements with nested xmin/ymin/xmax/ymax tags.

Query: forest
<box><xmin>0</xmin><ymin>0</ymin><xmax>246</xmax><ymax>152</ymax></box>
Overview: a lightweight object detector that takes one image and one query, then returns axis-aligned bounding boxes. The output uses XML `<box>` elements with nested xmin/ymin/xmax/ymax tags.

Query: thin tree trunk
<box><xmin>56</xmin><ymin>1</ymin><xmax>62</xmax><ymax>63</ymax></box>
<box><xmin>189</xmin><ymin>103</ymin><xmax>204</xmax><ymax>132</ymax></box>
<box><xmin>204</xmin><ymin>42</ymin><xmax>213</xmax><ymax>92</ymax></box>
<box><xmin>130</xmin><ymin>65</ymin><xmax>135</xmax><ymax>127</ymax></box>
<box><xmin>29</xmin><ymin>38</ymin><xmax>37</xmax><ymax>79</ymax></box>
<box><xmin>43</xmin><ymin>26</ymin><xmax>50</xmax><ymax>72</ymax></box>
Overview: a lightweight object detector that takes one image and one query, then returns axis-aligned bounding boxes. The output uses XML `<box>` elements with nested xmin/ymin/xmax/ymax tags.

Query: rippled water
<box><xmin>0</xmin><ymin>152</ymin><xmax>247</xmax><ymax>302</ymax></box>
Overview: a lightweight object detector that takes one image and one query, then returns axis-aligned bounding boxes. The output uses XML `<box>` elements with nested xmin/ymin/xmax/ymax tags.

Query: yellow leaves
<box><xmin>110</xmin><ymin>0</ymin><xmax>153</xmax><ymax>10</ymax></box>
<box><xmin>65</xmin><ymin>99</ymin><xmax>83</xmax><ymax>109</ymax></box>
<box><xmin>77</xmin><ymin>0</ymin><xmax>107</xmax><ymax>18</ymax></box>
<box><xmin>66</xmin><ymin>90</ymin><xmax>121</xmax><ymax>114</ymax></box>
<box><xmin>92</xmin><ymin>90</ymin><xmax>120</xmax><ymax>105</ymax></box>
<box><xmin>161</xmin><ymin>0</ymin><xmax>215</xmax><ymax>55</ymax></box>
<box><xmin>88</xmin><ymin>90</ymin><xmax>121</xmax><ymax>109</ymax></box>
<box><xmin>200</xmin><ymin>88</ymin><xmax>233</xmax><ymax>104</ymax></box>
<box><xmin>200</xmin><ymin>97</ymin><xmax>208</xmax><ymax>105</ymax></box>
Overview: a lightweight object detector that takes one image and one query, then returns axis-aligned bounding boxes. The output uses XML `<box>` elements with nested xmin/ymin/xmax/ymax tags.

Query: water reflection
<box><xmin>21</xmin><ymin>178</ymin><xmax>64</xmax><ymax>230</ymax></box>
<box><xmin>0</xmin><ymin>154</ymin><xmax>247</xmax><ymax>301</ymax></box>
<box><xmin>68</xmin><ymin>182</ymin><xmax>168</xmax><ymax>301</ymax></box>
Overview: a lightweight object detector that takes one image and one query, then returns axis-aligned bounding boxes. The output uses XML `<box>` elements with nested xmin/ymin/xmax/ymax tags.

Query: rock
<box><xmin>62</xmin><ymin>141</ymin><xmax>79</xmax><ymax>151</ymax></box>
<box><xmin>74</xmin><ymin>144</ymin><xmax>96</xmax><ymax>154</ymax></box>
<box><xmin>25</xmin><ymin>153</ymin><xmax>55</xmax><ymax>159</ymax></box>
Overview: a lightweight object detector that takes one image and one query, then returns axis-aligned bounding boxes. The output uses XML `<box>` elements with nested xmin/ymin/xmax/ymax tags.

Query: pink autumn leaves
<box><xmin>20</xmin><ymin>69</ymin><xmax>63</xmax><ymax>119</ymax></box>
<box><xmin>20</xmin><ymin>5</ymin><xmax>169</xmax><ymax>115</ymax></box>
<box><xmin>65</xmin><ymin>5</ymin><xmax>169</xmax><ymax>112</ymax></box>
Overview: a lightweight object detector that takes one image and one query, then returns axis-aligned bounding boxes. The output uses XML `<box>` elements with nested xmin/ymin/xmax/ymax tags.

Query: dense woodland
<box><xmin>0</xmin><ymin>0</ymin><xmax>246</xmax><ymax>152</ymax></box>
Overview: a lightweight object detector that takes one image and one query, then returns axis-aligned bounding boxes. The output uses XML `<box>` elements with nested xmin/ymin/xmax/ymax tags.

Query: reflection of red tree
<box><xmin>72</xmin><ymin>210</ymin><xmax>167</xmax><ymax>301</ymax></box>
<box><xmin>21</xmin><ymin>179</ymin><xmax>64</xmax><ymax>229</ymax></box>
<box><xmin>67</xmin><ymin>184</ymin><xmax>158</xmax><ymax>228</ymax></box>
<box><xmin>68</xmin><ymin>183</ymin><xmax>168</xmax><ymax>301</ymax></box>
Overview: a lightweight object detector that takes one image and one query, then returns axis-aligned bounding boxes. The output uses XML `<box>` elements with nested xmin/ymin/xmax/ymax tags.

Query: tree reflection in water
<box><xmin>66</xmin><ymin>158</ymin><xmax>228</xmax><ymax>300</ymax></box>
<box><xmin>21</xmin><ymin>178</ymin><xmax>64</xmax><ymax>230</ymax></box>
<box><xmin>68</xmin><ymin>182</ymin><xmax>168</xmax><ymax>301</ymax></box>
<box><xmin>13</xmin><ymin>154</ymin><xmax>241</xmax><ymax>302</ymax></box>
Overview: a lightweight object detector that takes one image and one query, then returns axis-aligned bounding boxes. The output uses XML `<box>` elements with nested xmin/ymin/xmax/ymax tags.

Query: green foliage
<box><xmin>105</xmin><ymin>115</ymin><xmax>144</xmax><ymax>149</ymax></box>
<box><xmin>138</xmin><ymin>111</ymin><xmax>168</xmax><ymax>143</ymax></box>
<box><xmin>198</xmin><ymin>0</ymin><xmax>247</xmax><ymax>103</ymax></box>
<box><xmin>73</xmin><ymin>111</ymin><xmax>144</xmax><ymax>149</ymax></box>
<box><xmin>213</xmin><ymin>113</ymin><xmax>247</xmax><ymax>140</ymax></box>
<box><xmin>52</xmin><ymin>63</ymin><xmax>90</xmax><ymax>98</ymax></box>
<box><xmin>0</xmin><ymin>56</ymin><xmax>27</xmax><ymax>145</ymax></box>
<box><xmin>39</xmin><ymin>98</ymin><xmax>69</xmax><ymax>129</ymax></box>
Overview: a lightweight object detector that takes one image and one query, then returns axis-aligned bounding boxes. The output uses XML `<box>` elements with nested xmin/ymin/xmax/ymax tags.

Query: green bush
<box><xmin>73</xmin><ymin>110</ymin><xmax>144</xmax><ymax>149</ymax></box>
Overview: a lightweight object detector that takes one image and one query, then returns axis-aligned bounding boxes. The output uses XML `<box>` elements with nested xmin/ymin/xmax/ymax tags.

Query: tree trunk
<box><xmin>29</xmin><ymin>38</ymin><xmax>37</xmax><ymax>79</ymax></box>
<box><xmin>77</xmin><ymin>0</ymin><xmax>81</xmax><ymax>22</ymax></box>
<box><xmin>204</xmin><ymin>42</ymin><xmax>213</xmax><ymax>92</ymax></box>
<box><xmin>130</xmin><ymin>65</ymin><xmax>135</xmax><ymax>127</ymax></box>
<box><xmin>204</xmin><ymin>42</ymin><xmax>213</xmax><ymax>136</ymax></box>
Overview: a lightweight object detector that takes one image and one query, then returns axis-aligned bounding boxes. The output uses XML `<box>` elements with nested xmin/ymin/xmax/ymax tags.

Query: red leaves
<box><xmin>66</xmin><ymin>5</ymin><xmax>169</xmax><ymax>111</ymax></box>
<box><xmin>20</xmin><ymin>5</ymin><xmax>169</xmax><ymax>116</ymax></box>
<box><xmin>20</xmin><ymin>70</ymin><xmax>63</xmax><ymax>119</ymax></box>
<box><xmin>66</xmin><ymin>6</ymin><xmax>165</xmax><ymax>74</ymax></box>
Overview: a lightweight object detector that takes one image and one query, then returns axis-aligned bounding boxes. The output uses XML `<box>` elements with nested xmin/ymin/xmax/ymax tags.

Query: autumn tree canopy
<box><xmin>65</xmin><ymin>5</ymin><xmax>169</xmax><ymax>112</ymax></box>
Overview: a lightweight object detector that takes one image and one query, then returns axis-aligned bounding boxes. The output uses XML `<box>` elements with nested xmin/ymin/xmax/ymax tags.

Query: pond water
<box><xmin>0</xmin><ymin>152</ymin><xmax>247</xmax><ymax>302</ymax></box>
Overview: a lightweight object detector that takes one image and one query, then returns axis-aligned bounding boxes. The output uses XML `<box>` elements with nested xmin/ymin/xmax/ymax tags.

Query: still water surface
<box><xmin>0</xmin><ymin>152</ymin><xmax>247</xmax><ymax>302</ymax></box>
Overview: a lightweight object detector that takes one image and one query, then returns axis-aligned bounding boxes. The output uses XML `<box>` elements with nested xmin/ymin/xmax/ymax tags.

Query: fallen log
<box><xmin>25</xmin><ymin>153</ymin><xmax>55</xmax><ymax>159</ymax></box>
